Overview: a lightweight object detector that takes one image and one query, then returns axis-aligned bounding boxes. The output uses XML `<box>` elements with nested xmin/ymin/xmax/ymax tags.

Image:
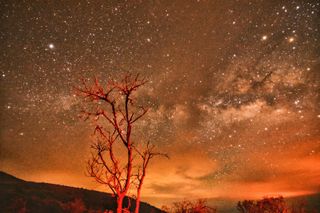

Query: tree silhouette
<box><xmin>163</xmin><ymin>199</ymin><xmax>217</xmax><ymax>213</ymax></box>
<box><xmin>237</xmin><ymin>196</ymin><xmax>289</xmax><ymax>213</ymax></box>
<box><xmin>76</xmin><ymin>73</ymin><xmax>167</xmax><ymax>213</ymax></box>
<box><xmin>237</xmin><ymin>196</ymin><xmax>319</xmax><ymax>213</ymax></box>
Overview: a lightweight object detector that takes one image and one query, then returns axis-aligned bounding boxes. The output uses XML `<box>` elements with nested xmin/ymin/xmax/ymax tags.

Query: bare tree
<box><xmin>76</xmin><ymin>73</ymin><xmax>166</xmax><ymax>213</ymax></box>
<box><xmin>134</xmin><ymin>141</ymin><xmax>167</xmax><ymax>213</ymax></box>
<box><xmin>163</xmin><ymin>199</ymin><xmax>217</xmax><ymax>213</ymax></box>
<box><xmin>237</xmin><ymin>196</ymin><xmax>289</xmax><ymax>213</ymax></box>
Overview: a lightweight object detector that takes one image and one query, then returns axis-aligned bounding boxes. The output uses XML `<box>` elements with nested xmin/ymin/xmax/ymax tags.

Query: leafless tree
<box><xmin>76</xmin><ymin>73</ymin><xmax>167</xmax><ymax>213</ymax></box>
<box><xmin>133</xmin><ymin>140</ymin><xmax>168</xmax><ymax>213</ymax></box>
<box><xmin>163</xmin><ymin>199</ymin><xmax>217</xmax><ymax>213</ymax></box>
<box><xmin>237</xmin><ymin>196</ymin><xmax>289</xmax><ymax>213</ymax></box>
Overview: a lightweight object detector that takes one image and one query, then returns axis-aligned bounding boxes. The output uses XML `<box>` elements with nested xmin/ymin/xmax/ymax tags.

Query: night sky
<box><xmin>1</xmin><ymin>0</ymin><xmax>319</xmax><ymax>208</ymax></box>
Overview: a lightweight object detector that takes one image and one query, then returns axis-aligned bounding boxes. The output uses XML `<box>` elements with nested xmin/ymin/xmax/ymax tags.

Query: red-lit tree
<box><xmin>76</xmin><ymin>73</ymin><xmax>167</xmax><ymax>213</ymax></box>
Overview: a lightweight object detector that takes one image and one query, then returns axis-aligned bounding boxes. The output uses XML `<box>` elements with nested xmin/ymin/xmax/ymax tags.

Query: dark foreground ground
<box><xmin>0</xmin><ymin>171</ymin><xmax>163</xmax><ymax>213</ymax></box>
<box><xmin>1</xmin><ymin>171</ymin><xmax>319</xmax><ymax>212</ymax></box>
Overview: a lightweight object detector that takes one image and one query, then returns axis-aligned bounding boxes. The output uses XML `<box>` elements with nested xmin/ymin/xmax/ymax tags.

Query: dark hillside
<box><xmin>0</xmin><ymin>171</ymin><xmax>163</xmax><ymax>213</ymax></box>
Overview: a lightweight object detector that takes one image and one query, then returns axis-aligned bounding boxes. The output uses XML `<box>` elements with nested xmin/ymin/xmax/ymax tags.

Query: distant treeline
<box><xmin>161</xmin><ymin>196</ymin><xmax>319</xmax><ymax>213</ymax></box>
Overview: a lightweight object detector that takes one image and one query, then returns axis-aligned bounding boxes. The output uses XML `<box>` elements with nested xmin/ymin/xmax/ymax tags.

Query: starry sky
<box><xmin>0</xmin><ymin>0</ymin><xmax>319</xmax><ymax>208</ymax></box>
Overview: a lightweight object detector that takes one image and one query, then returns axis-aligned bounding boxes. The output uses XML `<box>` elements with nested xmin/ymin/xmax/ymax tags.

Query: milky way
<box><xmin>0</xmin><ymin>0</ymin><xmax>319</xmax><ymax>207</ymax></box>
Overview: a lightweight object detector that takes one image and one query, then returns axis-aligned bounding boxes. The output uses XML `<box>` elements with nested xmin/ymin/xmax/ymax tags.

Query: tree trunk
<box><xmin>117</xmin><ymin>195</ymin><xmax>124</xmax><ymax>213</ymax></box>
<box><xmin>135</xmin><ymin>158</ymin><xmax>149</xmax><ymax>213</ymax></box>
<box><xmin>134</xmin><ymin>189</ymin><xmax>141</xmax><ymax>213</ymax></box>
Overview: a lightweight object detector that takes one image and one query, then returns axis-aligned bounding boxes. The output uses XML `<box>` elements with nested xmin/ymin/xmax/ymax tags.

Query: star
<box><xmin>288</xmin><ymin>37</ymin><xmax>295</xmax><ymax>43</ymax></box>
<box><xmin>48</xmin><ymin>43</ymin><xmax>55</xmax><ymax>49</ymax></box>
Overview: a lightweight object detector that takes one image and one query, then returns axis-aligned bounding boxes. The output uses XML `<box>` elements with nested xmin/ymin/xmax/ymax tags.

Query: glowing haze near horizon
<box><xmin>0</xmin><ymin>0</ymin><xmax>319</xmax><ymax>208</ymax></box>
